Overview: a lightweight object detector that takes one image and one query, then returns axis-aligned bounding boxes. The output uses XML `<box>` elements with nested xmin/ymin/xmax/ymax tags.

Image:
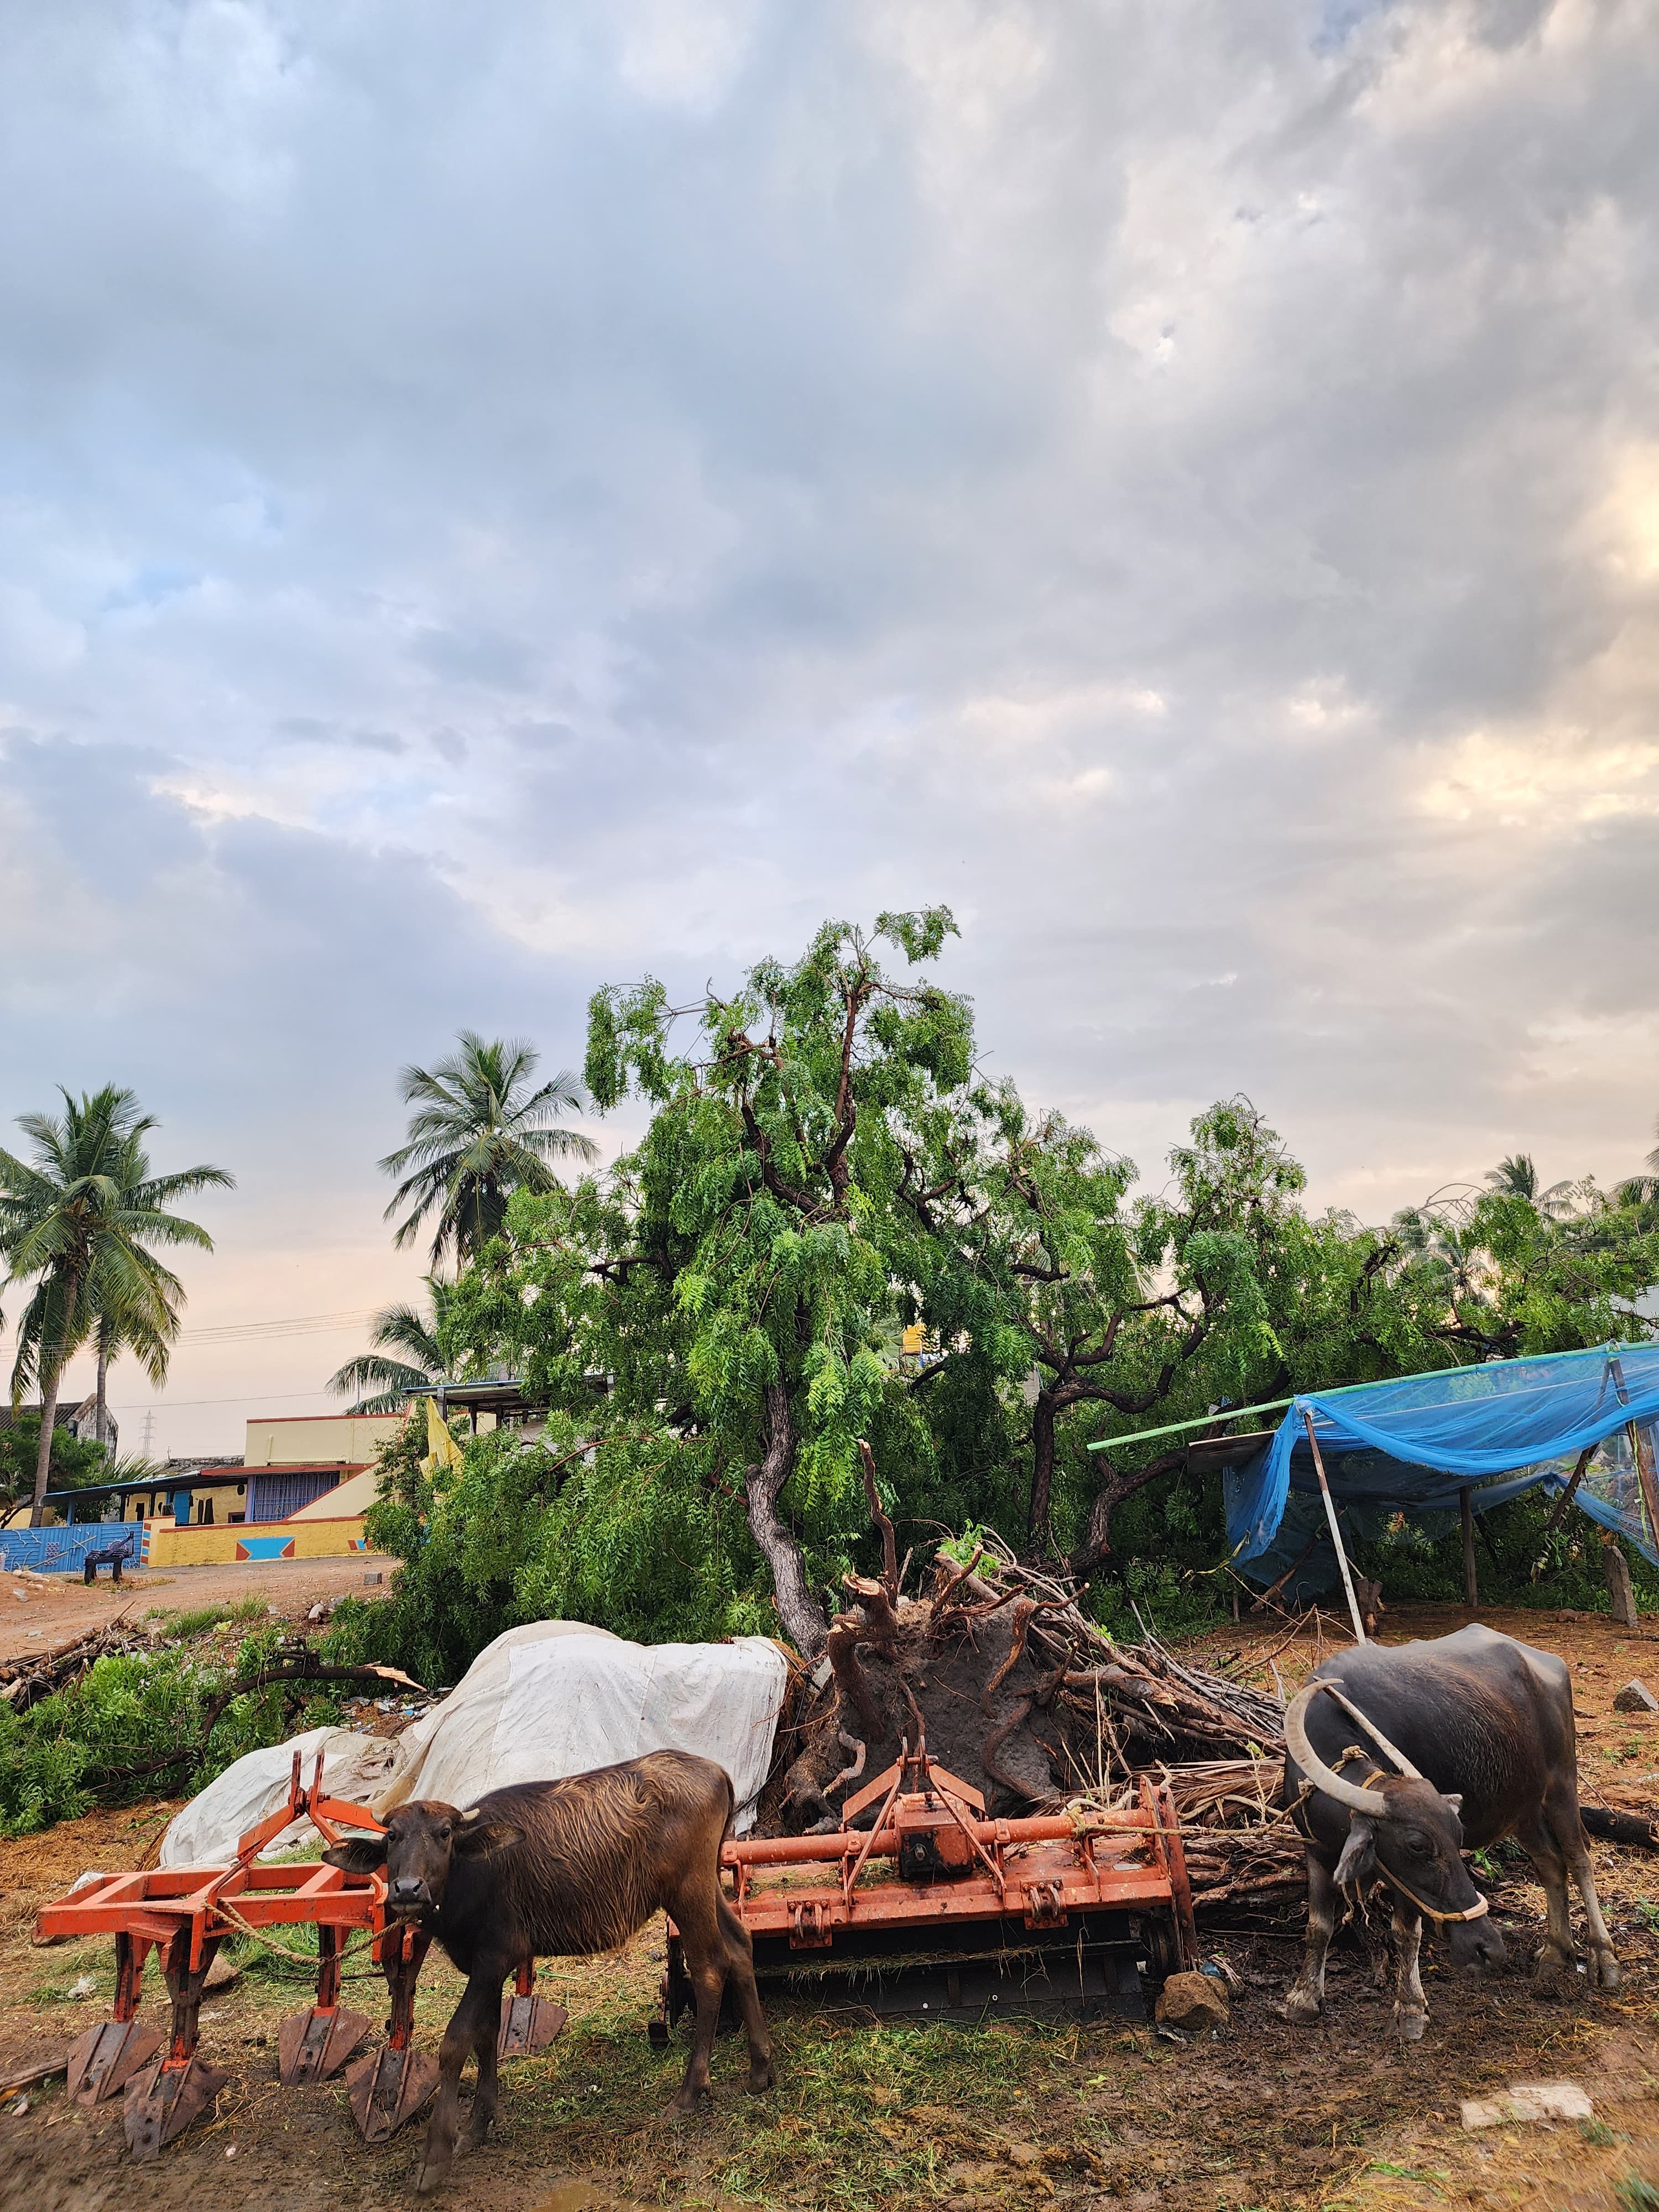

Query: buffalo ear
<box><xmin>1333</xmin><ymin>1815</ymin><xmax>1377</xmax><ymax>1897</ymax></box>
<box><xmin>452</xmin><ymin>1808</ymin><xmax>523</xmax><ymax>1858</ymax></box>
<box><xmin>1442</xmin><ymin>1793</ymin><xmax>1463</xmax><ymax>1815</ymax></box>
<box><xmin>322</xmin><ymin>1834</ymin><xmax>387</xmax><ymax>1875</ymax></box>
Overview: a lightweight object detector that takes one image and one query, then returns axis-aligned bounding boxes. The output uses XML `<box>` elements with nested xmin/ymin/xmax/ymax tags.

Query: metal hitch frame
<box><xmin>35</xmin><ymin>1751</ymin><xmax>415</xmax><ymax>2156</ymax></box>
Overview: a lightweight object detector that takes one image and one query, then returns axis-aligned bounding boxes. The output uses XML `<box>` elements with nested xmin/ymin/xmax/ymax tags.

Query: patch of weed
<box><xmin>1580</xmin><ymin>2116</ymin><xmax>1626</xmax><ymax>2147</ymax></box>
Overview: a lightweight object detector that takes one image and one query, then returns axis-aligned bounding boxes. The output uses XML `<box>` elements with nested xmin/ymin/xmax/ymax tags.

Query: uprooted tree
<box><xmin>441</xmin><ymin>913</ymin><xmax>1297</xmax><ymax>1660</ymax></box>
<box><xmin>397</xmin><ymin>909</ymin><xmax>1659</xmax><ymax>1686</ymax></box>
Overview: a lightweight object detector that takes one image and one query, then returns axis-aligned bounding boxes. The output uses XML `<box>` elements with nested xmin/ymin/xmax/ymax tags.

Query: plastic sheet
<box><xmin>1223</xmin><ymin>1343</ymin><xmax>1659</xmax><ymax>1600</ymax></box>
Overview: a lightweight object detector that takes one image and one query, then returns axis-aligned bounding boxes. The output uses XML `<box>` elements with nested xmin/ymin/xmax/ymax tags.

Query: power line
<box><xmin>108</xmin><ymin>1387</ymin><xmax>343</xmax><ymax>1411</ymax></box>
<box><xmin>172</xmin><ymin>1309</ymin><xmax>379</xmax><ymax>1345</ymax></box>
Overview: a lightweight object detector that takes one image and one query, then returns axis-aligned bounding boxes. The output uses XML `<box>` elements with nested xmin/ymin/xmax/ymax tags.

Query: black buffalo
<box><xmin>325</xmin><ymin>1750</ymin><xmax>773</xmax><ymax>2192</ymax></box>
<box><xmin>1282</xmin><ymin>1624</ymin><xmax>1617</xmax><ymax>2038</ymax></box>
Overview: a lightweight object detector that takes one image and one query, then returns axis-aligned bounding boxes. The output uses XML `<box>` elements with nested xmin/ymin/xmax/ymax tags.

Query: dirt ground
<box><xmin>0</xmin><ymin>1556</ymin><xmax>397</xmax><ymax>1664</ymax></box>
<box><xmin>3</xmin><ymin>1602</ymin><xmax>1658</xmax><ymax>2212</ymax></box>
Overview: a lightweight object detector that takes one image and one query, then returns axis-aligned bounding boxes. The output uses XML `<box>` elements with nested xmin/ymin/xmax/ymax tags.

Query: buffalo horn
<box><xmin>1317</xmin><ymin>1681</ymin><xmax>1425</xmax><ymax>1781</ymax></box>
<box><xmin>1284</xmin><ymin>1684</ymin><xmax>1389</xmax><ymax>1815</ymax></box>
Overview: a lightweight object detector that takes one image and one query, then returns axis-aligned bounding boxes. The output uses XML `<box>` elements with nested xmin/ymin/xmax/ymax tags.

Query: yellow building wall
<box><xmin>286</xmin><ymin>1467</ymin><xmax>382</xmax><ymax>1521</ymax></box>
<box><xmin>243</xmin><ymin>1413</ymin><xmax>405</xmax><ymax>1468</ymax></box>
<box><xmin>147</xmin><ymin>1518</ymin><xmax>373</xmax><ymax>1568</ymax></box>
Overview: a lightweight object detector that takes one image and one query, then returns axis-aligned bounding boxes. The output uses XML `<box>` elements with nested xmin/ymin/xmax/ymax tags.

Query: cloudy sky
<box><xmin>2</xmin><ymin>0</ymin><xmax>1657</xmax><ymax>1456</ymax></box>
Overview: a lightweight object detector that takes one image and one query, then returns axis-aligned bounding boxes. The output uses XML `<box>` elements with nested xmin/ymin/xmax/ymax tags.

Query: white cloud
<box><xmin>3</xmin><ymin>0</ymin><xmax>1659</xmax><ymax>1438</ymax></box>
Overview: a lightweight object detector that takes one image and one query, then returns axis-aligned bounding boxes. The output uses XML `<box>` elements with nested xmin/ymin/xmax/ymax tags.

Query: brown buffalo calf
<box><xmin>324</xmin><ymin>1750</ymin><xmax>772</xmax><ymax>2192</ymax></box>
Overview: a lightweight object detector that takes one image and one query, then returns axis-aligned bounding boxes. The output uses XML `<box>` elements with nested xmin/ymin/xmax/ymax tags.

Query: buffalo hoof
<box><xmin>669</xmin><ymin>2086</ymin><xmax>713</xmax><ymax>2116</ymax></box>
<box><xmin>746</xmin><ymin>2065</ymin><xmax>775</xmax><ymax>2095</ymax></box>
<box><xmin>1590</xmin><ymin>1950</ymin><xmax>1621</xmax><ymax>1992</ymax></box>
<box><xmin>458</xmin><ymin>2114</ymin><xmax>493</xmax><ymax>2154</ymax></box>
<box><xmin>1394</xmin><ymin>2010</ymin><xmax>1427</xmax><ymax>2043</ymax></box>
<box><xmin>1281</xmin><ymin>1992</ymin><xmax>1322</xmax><ymax>2026</ymax></box>
<box><xmin>413</xmin><ymin>2157</ymin><xmax>452</xmax><ymax>2198</ymax></box>
<box><xmin>1531</xmin><ymin>1951</ymin><xmax>1573</xmax><ymax>1996</ymax></box>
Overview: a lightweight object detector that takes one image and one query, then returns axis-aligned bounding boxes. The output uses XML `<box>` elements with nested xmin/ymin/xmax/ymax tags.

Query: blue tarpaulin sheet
<box><xmin>1224</xmin><ymin>1343</ymin><xmax>1659</xmax><ymax>1600</ymax></box>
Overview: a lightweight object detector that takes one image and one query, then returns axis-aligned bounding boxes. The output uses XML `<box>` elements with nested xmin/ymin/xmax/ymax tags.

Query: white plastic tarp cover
<box><xmin>158</xmin><ymin>1726</ymin><xmax>408</xmax><ymax>1867</ymax></box>
<box><xmin>382</xmin><ymin>1624</ymin><xmax>786</xmax><ymax>1832</ymax></box>
<box><xmin>157</xmin><ymin>1623</ymin><xmax>787</xmax><ymax>1866</ymax></box>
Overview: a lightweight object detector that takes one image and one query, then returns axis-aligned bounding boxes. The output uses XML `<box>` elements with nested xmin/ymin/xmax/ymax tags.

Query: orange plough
<box><xmin>33</xmin><ymin>1751</ymin><xmax>568</xmax><ymax>2161</ymax></box>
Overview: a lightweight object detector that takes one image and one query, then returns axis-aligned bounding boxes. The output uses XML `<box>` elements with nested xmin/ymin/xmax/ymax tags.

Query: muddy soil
<box><xmin>0</xmin><ymin>1556</ymin><xmax>395</xmax><ymax>1665</ymax></box>
<box><xmin>2</xmin><ymin>1604</ymin><xmax>1657</xmax><ymax>2211</ymax></box>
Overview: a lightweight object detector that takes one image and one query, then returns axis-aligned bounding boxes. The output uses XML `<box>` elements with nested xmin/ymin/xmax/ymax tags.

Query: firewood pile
<box><xmin>763</xmin><ymin>1471</ymin><xmax>1306</xmax><ymax>1916</ymax></box>
<box><xmin>0</xmin><ymin>1611</ymin><xmax>152</xmax><ymax>1713</ymax></box>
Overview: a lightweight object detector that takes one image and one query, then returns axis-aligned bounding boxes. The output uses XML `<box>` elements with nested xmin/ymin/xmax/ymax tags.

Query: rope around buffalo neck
<box><xmin>1297</xmin><ymin>1686</ymin><xmax>1491</xmax><ymax>1926</ymax></box>
<box><xmin>1373</xmin><ymin>1867</ymin><xmax>1490</xmax><ymax>1924</ymax></box>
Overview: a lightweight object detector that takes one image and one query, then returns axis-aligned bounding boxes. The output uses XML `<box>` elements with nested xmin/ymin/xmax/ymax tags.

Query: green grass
<box><xmin>31</xmin><ymin>1946</ymin><xmax>107</xmax><ymax>2007</ymax></box>
<box><xmin>159</xmin><ymin>1595</ymin><xmax>270</xmax><ymax>1639</ymax></box>
<box><xmin>479</xmin><ymin>1969</ymin><xmax>1142</xmax><ymax>2211</ymax></box>
<box><xmin>1580</xmin><ymin>2117</ymin><xmax>1627</xmax><ymax>2147</ymax></box>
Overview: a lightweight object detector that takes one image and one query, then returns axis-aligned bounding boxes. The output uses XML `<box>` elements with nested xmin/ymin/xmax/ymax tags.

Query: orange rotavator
<box><xmin>36</xmin><ymin>1736</ymin><xmax>1193</xmax><ymax>2162</ymax></box>
<box><xmin>684</xmin><ymin>1725</ymin><xmax>1196</xmax><ymax>2026</ymax></box>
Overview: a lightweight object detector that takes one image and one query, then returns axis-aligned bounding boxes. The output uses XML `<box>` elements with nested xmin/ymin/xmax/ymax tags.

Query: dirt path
<box><xmin>1</xmin><ymin>1603</ymin><xmax>1656</xmax><ymax>2211</ymax></box>
<box><xmin>0</xmin><ymin>1555</ymin><xmax>395</xmax><ymax>1662</ymax></box>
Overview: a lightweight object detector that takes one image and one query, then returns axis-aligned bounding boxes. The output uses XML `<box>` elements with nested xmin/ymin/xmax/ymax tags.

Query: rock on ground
<box><xmin>1154</xmin><ymin>1970</ymin><xmax>1230</xmax><ymax>2032</ymax></box>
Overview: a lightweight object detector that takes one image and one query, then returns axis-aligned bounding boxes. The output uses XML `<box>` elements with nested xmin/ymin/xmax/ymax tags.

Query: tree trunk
<box><xmin>95</xmin><ymin>1326</ymin><xmax>109</xmax><ymax>1453</ymax></box>
<box><xmin>1027</xmin><ymin>1387</ymin><xmax>1060</xmax><ymax>1552</ymax></box>
<box><xmin>30</xmin><ymin>1368</ymin><xmax>62</xmax><ymax>1529</ymax></box>
<box><xmin>745</xmin><ymin>1381</ymin><xmax>830</xmax><ymax>1657</ymax></box>
<box><xmin>1071</xmin><ymin>1446</ymin><xmax>1186</xmax><ymax>1582</ymax></box>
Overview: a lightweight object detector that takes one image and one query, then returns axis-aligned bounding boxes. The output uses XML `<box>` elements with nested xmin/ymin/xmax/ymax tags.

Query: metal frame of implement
<box><xmin>691</xmin><ymin>1733</ymin><xmax>1198</xmax><ymax>2025</ymax></box>
<box><xmin>32</xmin><ymin>1751</ymin><xmax>565</xmax><ymax>2161</ymax></box>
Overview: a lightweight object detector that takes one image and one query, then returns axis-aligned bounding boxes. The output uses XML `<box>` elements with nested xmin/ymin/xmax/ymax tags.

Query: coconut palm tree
<box><xmin>327</xmin><ymin>1277</ymin><xmax>458</xmax><ymax>1413</ymax></box>
<box><xmin>1485</xmin><ymin>1154</ymin><xmax>1579</xmax><ymax>1219</ymax></box>
<box><xmin>87</xmin><ymin>1126</ymin><xmax>237</xmax><ymax>1447</ymax></box>
<box><xmin>0</xmin><ymin>1087</ymin><xmax>233</xmax><ymax>1525</ymax></box>
<box><xmin>1615</xmin><ymin>1114</ymin><xmax>1659</xmax><ymax>1213</ymax></box>
<box><xmin>378</xmin><ymin>1031</ymin><xmax>597</xmax><ymax>1268</ymax></box>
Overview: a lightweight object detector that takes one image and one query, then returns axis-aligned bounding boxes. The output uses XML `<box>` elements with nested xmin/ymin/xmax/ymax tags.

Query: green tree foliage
<box><xmin>331</xmin><ymin>1411</ymin><xmax>769</xmax><ymax>1691</ymax></box>
<box><xmin>0</xmin><ymin>1415</ymin><xmax>107</xmax><ymax>1515</ymax></box>
<box><xmin>347</xmin><ymin>921</ymin><xmax>1659</xmax><ymax>1678</ymax></box>
<box><xmin>0</xmin><ymin>1626</ymin><xmax>347</xmax><ymax>1836</ymax></box>
<box><xmin>86</xmin><ymin>1124</ymin><xmax>236</xmax><ymax>1450</ymax></box>
<box><xmin>460</xmin><ymin>908</ymin><xmax>979</xmax><ymax>1656</ymax></box>
<box><xmin>984</xmin><ymin>1095</ymin><xmax>1293</xmax><ymax>1567</ymax></box>
<box><xmin>379</xmin><ymin>1031</ymin><xmax>598</xmax><ymax>1268</ymax></box>
<box><xmin>1389</xmin><ymin>1180</ymin><xmax>1659</xmax><ymax>1359</ymax></box>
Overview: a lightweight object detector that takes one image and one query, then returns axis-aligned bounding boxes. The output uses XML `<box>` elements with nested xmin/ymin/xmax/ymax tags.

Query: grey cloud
<box><xmin>0</xmin><ymin>0</ymin><xmax>1656</xmax><ymax>1275</ymax></box>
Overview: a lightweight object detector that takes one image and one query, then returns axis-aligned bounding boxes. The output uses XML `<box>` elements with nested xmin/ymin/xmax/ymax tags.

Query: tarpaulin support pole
<box><xmin>1460</xmin><ymin>1487</ymin><xmax>1478</xmax><ymax>1609</ymax></box>
<box><xmin>1302</xmin><ymin>1408</ymin><xmax>1366</xmax><ymax>1645</ymax></box>
<box><xmin>1630</xmin><ymin>1423</ymin><xmax>1659</xmax><ymax>1556</ymax></box>
<box><xmin>1534</xmin><ymin>1444</ymin><xmax>1595</xmax><ymax>1574</ymax></box>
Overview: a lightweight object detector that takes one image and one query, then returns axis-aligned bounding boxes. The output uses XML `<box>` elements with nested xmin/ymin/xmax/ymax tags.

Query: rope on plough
<box><xmin>212</xmin><ymin>1894</ymin><xmax>384</xmax><ymax>1971</ymax></box>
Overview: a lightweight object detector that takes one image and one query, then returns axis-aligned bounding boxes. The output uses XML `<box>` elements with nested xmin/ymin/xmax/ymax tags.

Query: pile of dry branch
<box><xmin>760</xmin><ymin>1465</ymin><xmax>1305</xmax><ymax>1915</ymax></box>
<box><xmin>0</xmin><ymin>1610</ymin><xmax>153</xmax><ymax>1712</ymax></box>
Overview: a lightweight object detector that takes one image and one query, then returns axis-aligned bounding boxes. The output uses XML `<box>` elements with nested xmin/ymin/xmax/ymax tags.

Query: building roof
<box><xmin>406</xmin><ymin>1378</ymin><xmax>551</xmax><ymax>1417</ymax></box>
